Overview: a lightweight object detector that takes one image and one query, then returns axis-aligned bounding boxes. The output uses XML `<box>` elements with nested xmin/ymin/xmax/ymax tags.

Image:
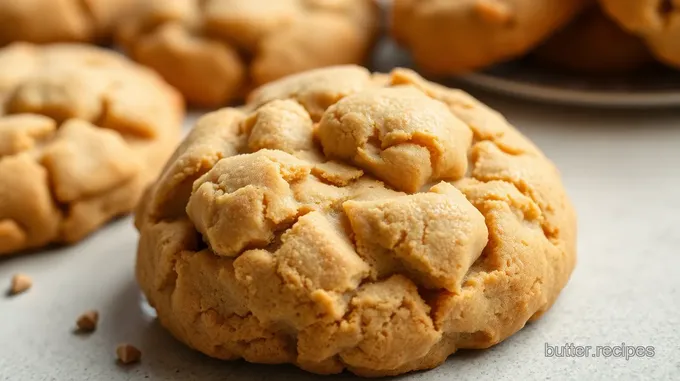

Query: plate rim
<box><xmin>457</xmin><ymin>71</ymin><xmax>680</xmax><ymax>108</ymax></box>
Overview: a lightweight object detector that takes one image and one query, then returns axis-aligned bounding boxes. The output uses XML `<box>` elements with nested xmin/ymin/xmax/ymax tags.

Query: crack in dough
<box><xmin>317</xmin><ymin>87</ymin><xmax>472</xmax><ymax>193</ymax></box>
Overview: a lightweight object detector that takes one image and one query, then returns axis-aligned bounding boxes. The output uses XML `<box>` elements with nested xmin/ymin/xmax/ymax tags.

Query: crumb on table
<box><xmin>116</xmin><ymin>344</ymin><xmax>141</xmax><ymax>365</ymax></box>
<box><xmin>9</xmin><ymin>274</ymin><xmax>32</xmax><ymax>295</ymax></box>
<box><xmin>76</xmin><ymin>310</ymin><xmax>99</xmax><ymax>332</ymax></box>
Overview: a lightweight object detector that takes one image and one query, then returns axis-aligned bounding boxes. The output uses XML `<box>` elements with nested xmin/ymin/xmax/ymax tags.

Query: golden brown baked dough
<box><xmin>599</xmin><ymin>0</ymin><xmax>680</xmax><ymax>68</ymax></box>
<box><xmin>0</xmin><ymin>0</ymin><xmax>141</xmax><ymax>45</ymax></box>
<box><xmin>135</xmin><ymin>65</ymin><xmax>576</xmax><ymax>377</ymax></box>
<box><xmin>117</xmin><ymin>0</ymin><xmax>379</xmax><ymax>107</ymax></box>
<box><xmin>0</xmin><ymin>43</ymin><xmax>183</xmax><ymax>255</ymax></box>
<box><xmin>391</xmin><ymin>0</ymin><xmax>591</xmax><ymax>73</ymax></box>
<box><xmin>534</xmin><ymin>6</ymin><xmax>653</xmax><ymax>73</ymax></box>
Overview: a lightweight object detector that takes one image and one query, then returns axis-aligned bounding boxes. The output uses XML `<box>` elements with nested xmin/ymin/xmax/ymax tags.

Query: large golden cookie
<box><xmin>0</xmin><ymin>43</ymin><xmax>183</xmax><ymax>255</ymax></box>
<box><xmin>391</xmin><ymin>0</ymin><xmax>590</xmax><ymax>73</ymax></box>
<box><xmin>117</xmin><ymin>0</ymin><xmax>379</xmax><ymax>107</ymax></box>
<box><xmin>135</xmin><ymin>66</ymin><xmax>577</xmax><ymax>377</ymax></box>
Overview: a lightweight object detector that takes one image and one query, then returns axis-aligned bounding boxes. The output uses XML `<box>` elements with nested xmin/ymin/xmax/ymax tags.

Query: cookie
<box><xmin>116</xmin><ymin>0</ymin><xmax>379</xmax><ymax>107</ymax></box>
<box><xmin>391</xmin><ymin>0</ymin><xmax>591</xmax><ymax>73</ymax></box>
<box><xmin>0</xmin><ymin>0</ymin><xmax>141</xmax><ymax>45</ymax></box>
<box><xmin>135</xmin><ymin>65</ymin><xmax>577</xmax><ymax>376</ymax></box>
<box><xmin>534</xmin><ymin>6</ymin><xmax>653</xmax><ymax>73</ymax></box>
<box><xmin>0</xmin><ymin>43</ymin><xmax>183</xmax><ymax>256</ymax></box>
<box><xmin>599</xmin><ymin>0</ymin><xmax>680</xmax><ymax>68</ymax></box>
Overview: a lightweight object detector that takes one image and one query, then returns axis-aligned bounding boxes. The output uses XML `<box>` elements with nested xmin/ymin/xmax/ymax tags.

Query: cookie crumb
<box><xmin>76</xmin><ymin>310</ymin><xmax>99</xmax><ymax>332</ymax></box>
<box><xmin>9</xmin><ymin>274</ymin><xmax>32</xmax><ymax>295</ymax></box>
<box><xmin>116</xmin><ymin>344</ymin><xmax>141</xmax><ymax>364</ymax></box>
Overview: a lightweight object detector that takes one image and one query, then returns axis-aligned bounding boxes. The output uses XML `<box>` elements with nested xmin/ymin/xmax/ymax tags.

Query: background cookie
<box><xmin>599</xmin><ymin>0</ymin><xmax>680</xmax><ymax>68</ymax></box>
<box><xmin>0</xmin><ymin>0</ymin><xmax>141</xmax><ymax>45</ymax></box>
<box><xmin>135</xmin><ymin>66</ymin><xmax>576</xmax><ymax>377</ymax></box>
<box><xmin>117</xmin><ymin>0</ymin><xmax>379</xmax><ymax>107</ymax></box>
<box><xmin>533</xmin><ymin>6</ymin><xmax>653</xmax><ymax>73</ymax></box>
<box><xmin>391</xmin><ymin>0</ymin><xmax>591</xmax><ymax>74</ymax></box>
<box><xmin>0</xmin><ymin>43</ymin><xmax>183</xmax><ymax>256</ymax></box>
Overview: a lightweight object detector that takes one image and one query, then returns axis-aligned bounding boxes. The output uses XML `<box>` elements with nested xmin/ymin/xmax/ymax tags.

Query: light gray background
<box><xmin>1</xmin><ymin>94</ymin><xmax>680</xmax><ymax>380</ymax></box>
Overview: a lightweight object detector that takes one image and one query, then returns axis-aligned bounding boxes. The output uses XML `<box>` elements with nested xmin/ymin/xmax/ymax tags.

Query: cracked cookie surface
<box><xmin>135</xmin><ymin>65</ymin><xmax>576</xmax><ymax>377</ymax></box>
<box><xmin>0</xmin><ymin>0</ymin><xmax>141</xmax><ymax>45</ymax></box>
<box><xmin>116</xmin><ymin>0</ymin><xmax>378</xmax><ymax>107</ymax></box>
<box><xmin>0</xmin><ymin>43</ymin><xmax>183</xmax><ymax>255</ymax></box>
<box><xmin>391</xmin><ymin>0</ymin><xmax>590</xmax><ymax>73</ymax></box>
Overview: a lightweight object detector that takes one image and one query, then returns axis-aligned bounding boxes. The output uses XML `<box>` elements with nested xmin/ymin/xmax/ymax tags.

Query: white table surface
<box><xmin>1</xmin><ymin>93</ymin><xmax>679</xmax><ymax>381</ymax></box>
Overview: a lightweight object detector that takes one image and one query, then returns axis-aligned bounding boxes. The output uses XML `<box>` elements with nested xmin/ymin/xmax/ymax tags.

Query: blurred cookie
<box><xmin>117</xmin><ymin>0</ymin><xmax>379</xmax><ymax>107</ymax></box>
<box><xmin>599</xmin><ymin>0</ymin><xmax>680</xmax><ymax>68</ymax></box>
<box><xmin>391</xmin><ymin>0</ymin><xmax>591</xmax><ymax>74</ymax></box>
<box><xmin>534</xmin><ymin>6</ymin><xmax>653</xmax><ymax>73</ymax></box>
<box><xmin>0</xmin><ymin>43</ymin><xmax>183</xmax><ymax>255</ymax></box>
<box><xmin>0</xmin><ymin>0</ymin><xmax>140</xmax><ymax>45</ymax></box>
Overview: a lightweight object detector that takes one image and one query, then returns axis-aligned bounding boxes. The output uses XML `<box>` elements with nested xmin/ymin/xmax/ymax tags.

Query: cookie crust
<box><xmin>135</xmin><ymin>66</ymin><xmax>576</xmax><ymax>377</ymax></box>
<box><xmin>0</xmin><ymin>43</ymin><xmax>183</xmax><ymax>255</ymax></box>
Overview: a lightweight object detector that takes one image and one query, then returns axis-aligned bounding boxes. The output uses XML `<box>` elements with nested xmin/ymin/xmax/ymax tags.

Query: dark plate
<box><xmin>457</xmin><ymin>59</ymin><xmax>680</xmax><ymax>108</ymax></box>
<box><xmin>372</xmin><ymin>40</ymin><xmax>680</xmax><ymax>108</ymax></box>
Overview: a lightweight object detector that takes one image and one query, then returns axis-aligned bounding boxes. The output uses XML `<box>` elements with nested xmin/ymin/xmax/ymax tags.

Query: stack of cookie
<box><xmin>0</xmin><ymin>0</ymin><xmax>583</xmax><ymax>378</ymax></box>
<box><xmin>0</xmin><ymin>0</ymin><xmax>380</xmax><ymax>255</ymax></box>
<box><xmin>1</xmin><ymin>0</ymin><xmax>379</xmax><ymax>107</ymax></box>
<box><xmin>392</xmin><ymin>0</ymin><xmax>680</xmax><ymax>74</ymax></box>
